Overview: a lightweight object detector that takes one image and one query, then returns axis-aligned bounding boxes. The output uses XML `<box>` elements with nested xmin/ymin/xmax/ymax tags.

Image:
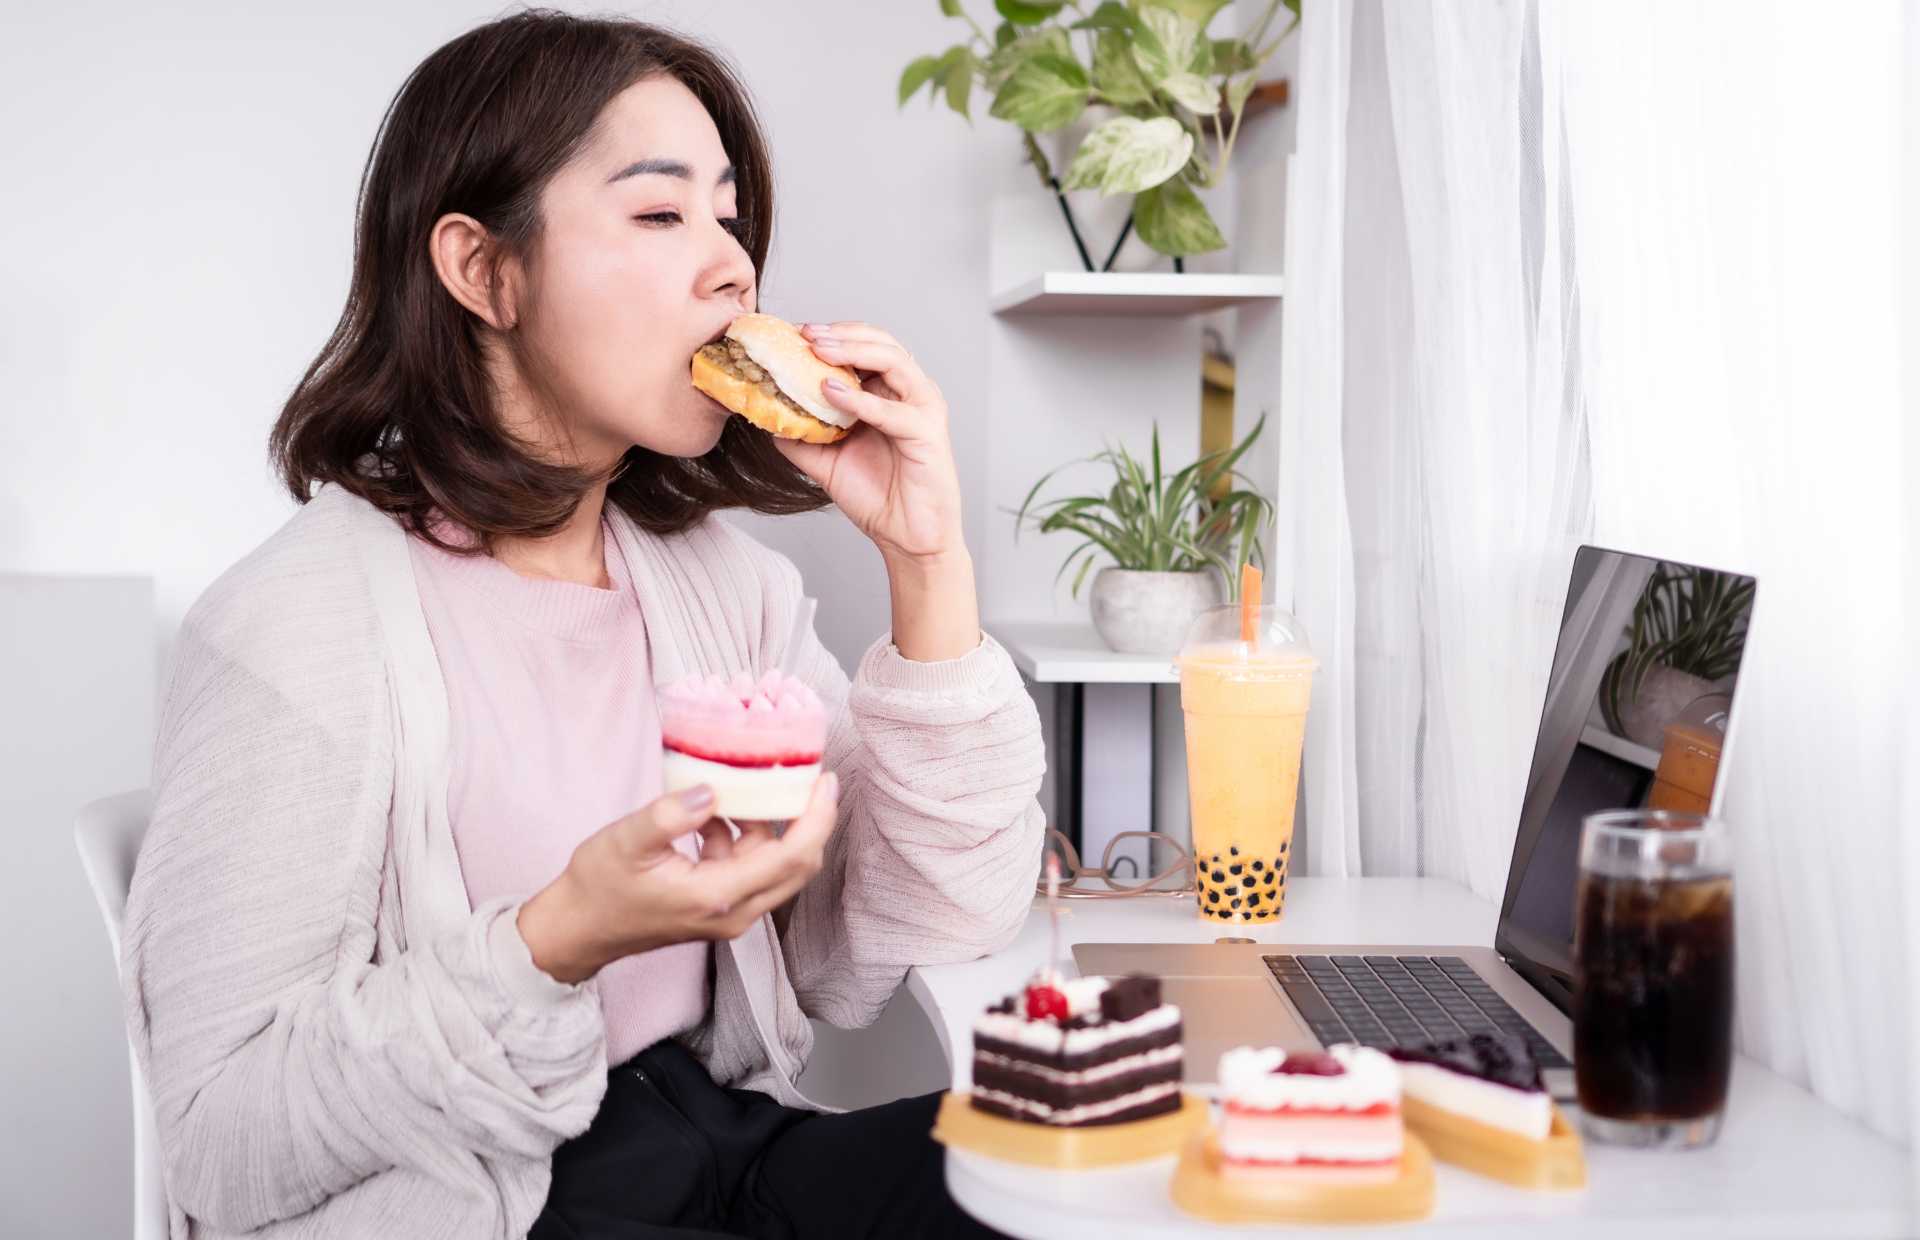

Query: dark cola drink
<box><xmin>1574</xmin><ymin>868</ymin><xmax>1734</xmax><ymax>1142</ymax></box>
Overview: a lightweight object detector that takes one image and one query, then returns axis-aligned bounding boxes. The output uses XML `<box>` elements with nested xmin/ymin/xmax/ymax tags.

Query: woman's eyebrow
<box><xmin>606</xmin><ymin>158</ymin><xmax>737</xmax><ymax>186</ymax></box>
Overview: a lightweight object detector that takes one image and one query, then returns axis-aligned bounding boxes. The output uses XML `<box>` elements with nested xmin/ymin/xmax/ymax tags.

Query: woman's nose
<box><xmin>704</xmin><ymin>226</ymin><xmax>756</xmax><ymax>309</ymax></box>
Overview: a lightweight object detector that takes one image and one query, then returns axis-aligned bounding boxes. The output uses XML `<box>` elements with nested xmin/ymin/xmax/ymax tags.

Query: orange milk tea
<box><xmin>1178</xmin><ymin>642</ymin><xmax>1316</xmax><ymax>923</ymax></box>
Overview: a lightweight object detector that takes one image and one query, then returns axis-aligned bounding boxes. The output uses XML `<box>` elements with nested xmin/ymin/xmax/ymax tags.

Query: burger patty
<box><xmin>699</xmin><ymin>338</ymin><xmax>816</xmax><ymax>421</ymax></box>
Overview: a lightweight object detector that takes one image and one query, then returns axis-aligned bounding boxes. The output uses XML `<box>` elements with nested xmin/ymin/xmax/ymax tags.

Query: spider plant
<box><xmin>1010</xmin><ymin>412</ymin><xmax>1272</xmax><ymax>602</ymax></box>
<box><xmin>1599</xmin><ymin>564</ymin><xmax>1755</xmax><ymax>736</ymax></box>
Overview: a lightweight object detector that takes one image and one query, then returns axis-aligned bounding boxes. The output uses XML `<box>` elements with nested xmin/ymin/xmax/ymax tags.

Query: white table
<box><xmin>906</xmin><ymin>879</ymin><xmax>1912</xmax><ymax>1238</ymax></box>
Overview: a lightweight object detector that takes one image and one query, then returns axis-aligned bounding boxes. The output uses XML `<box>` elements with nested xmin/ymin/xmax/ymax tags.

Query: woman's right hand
<box><xmin>514</xmin><ymin>773</ymin><xmax>838</xmax><ymax>984</ymax></box>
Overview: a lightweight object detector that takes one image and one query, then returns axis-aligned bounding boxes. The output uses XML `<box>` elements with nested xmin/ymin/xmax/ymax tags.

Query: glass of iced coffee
<box><xmin>1176</xmin><ymin>601</ymin><xmax>1317</xmax><ymax>924</ymax></box>
<box><xmin>1573</xmin><ymin>810</ymin><xmax>1734</xmax><ymax>1148</ymax></box>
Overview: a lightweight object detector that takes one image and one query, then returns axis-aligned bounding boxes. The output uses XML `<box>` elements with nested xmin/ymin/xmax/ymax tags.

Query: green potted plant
<box><xmin>1599</xmin><ymin>565</ymin><xmax>1755</xmax><ymax>750</ymax></box>
<box><xmin>1012</xmin><ymin>413</ymin><xmax>1272</xmax><ymax>653</ymax></box>
<box><xmin>898</xmin><ymin>0</ymin><xmax>1300</xmax><ymax>267</ymax></box>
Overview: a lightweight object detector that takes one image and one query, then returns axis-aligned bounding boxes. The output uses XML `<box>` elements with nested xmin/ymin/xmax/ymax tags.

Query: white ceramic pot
<box><xmin>1089</xmin><ymin>567</ymin><xmax>1226</xmax><ymax>655</ymax></box>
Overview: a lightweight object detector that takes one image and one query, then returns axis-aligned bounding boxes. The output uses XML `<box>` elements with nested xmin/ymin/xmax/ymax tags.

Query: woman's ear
<box><xmin>428</xmin><ymin>212</ymin><xmax>521</xmax><ymax>330</ymax></box>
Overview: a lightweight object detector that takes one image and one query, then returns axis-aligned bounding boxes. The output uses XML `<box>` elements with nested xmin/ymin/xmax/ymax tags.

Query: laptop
<box><xmin>1075</xmin><ymin>545</ymin><xmax>1757</xmax><ymax>1099</ymax></box>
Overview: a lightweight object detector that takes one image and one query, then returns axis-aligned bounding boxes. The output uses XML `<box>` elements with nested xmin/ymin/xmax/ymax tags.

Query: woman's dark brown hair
<box><xmin>270</xmin><ymin>9</ymin><xmax>827</xmax><ymax>552</ymax></box>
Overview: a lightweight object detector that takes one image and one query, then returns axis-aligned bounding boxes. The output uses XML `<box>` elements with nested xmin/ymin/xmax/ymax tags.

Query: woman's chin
<box><xmin>617</xmin><ymin>399</ymin><xmax>732</xmax><ymax>461</ymax></box>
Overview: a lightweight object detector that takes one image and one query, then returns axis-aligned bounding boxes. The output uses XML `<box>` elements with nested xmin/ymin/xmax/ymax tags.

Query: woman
<box><xmin>121</xmin><ymin>12</ymin><xmax>1043</xmax><ymax>1239</ymax></box>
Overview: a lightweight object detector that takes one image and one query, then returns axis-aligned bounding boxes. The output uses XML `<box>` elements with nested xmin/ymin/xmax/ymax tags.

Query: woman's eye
<box><xmin>635</xmin><ymin>211</ymin><xmax>683</xmax><ymax>227</ymax></box>
<box><xmin>721</xmin><ymin>217</ymin><xmax>750</xmax><ymax>242</ymax></box>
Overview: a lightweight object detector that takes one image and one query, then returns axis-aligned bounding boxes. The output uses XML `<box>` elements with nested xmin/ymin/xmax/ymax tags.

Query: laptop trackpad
<box><xmin>1159</xmin><ymin>977</ymin><xmax>1315</xmax><ymax>1085</ymax></box>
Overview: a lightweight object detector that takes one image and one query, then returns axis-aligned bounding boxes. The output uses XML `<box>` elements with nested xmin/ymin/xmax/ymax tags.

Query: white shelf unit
<box><xmin>987</xmin><ymin>620</ymin><xmax>1179</xmax><ymax>685</ymax></box>
<box><xmin>990</xmin><ymin>271</ymin><xmax>1285</xmax><ymax>318</ymax></box>
<box><xmin>1580</xmin><ymin>723</ymin><xmax>1663</xmax><ymax>771</ymax></box>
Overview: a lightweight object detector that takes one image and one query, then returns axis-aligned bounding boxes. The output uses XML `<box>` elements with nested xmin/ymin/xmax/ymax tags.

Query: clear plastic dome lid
<box><xmin>1178</xmin><ymin>602</ymin><xmax>1317</xmax><ymax>663</ymax></box>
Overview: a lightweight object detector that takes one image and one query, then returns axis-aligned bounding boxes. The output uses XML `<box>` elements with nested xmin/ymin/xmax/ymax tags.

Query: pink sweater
<box><xmin>408</xmin><ymin>515</ymin><xmax>709</xmax><ymax>1065</ymax></box>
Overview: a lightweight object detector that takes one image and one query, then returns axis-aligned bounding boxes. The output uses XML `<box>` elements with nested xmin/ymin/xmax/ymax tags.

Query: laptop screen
<box><xmin>1494</xmin><ymin>546</ymin><xmax>1756</xmax><ymax>1012</ymax></box>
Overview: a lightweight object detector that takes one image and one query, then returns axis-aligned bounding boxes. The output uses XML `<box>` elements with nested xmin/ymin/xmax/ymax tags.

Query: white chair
<box><xmin>75</xmin><ymin>789</ymin><xmax>170</xmax><ymax>1240</ymax></box>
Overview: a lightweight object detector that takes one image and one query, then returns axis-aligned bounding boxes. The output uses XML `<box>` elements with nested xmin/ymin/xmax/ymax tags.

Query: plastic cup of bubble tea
<box><xmin>1176</xmin><ymin>595</ymin><xmax>1317</xmax><ymax>924</ymax></box>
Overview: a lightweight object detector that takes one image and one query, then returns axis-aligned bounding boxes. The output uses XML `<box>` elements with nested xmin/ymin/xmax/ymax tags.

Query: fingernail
<box><xmin>812</xmin><ymin>335</ymin><xmax>841</xmax><ymax>350</ymax></box>
<box><xmin>801</xmin><ymin>322</ymin><xmax>827</xmax><ymax>335</ymax></box>
<box><xmin>677</xmin><ymin>785</ymin><xmax>715</xmax><ymax>812</ymax></box>
<box><xmin>823</xmin><ymin>378</ymin><xmax>849</xmax><ymax>393</ymax></box>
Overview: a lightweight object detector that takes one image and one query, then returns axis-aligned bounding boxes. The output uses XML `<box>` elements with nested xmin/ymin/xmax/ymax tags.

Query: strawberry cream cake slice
<box><xmin>1215</xmin><ymin>1045</ymin><xmax>1405</xmax><ymax>1189</ymax></box>
<box><xmin>658</xmin><ymin>669</ymin><xmax>828</xmax><ymax>820</ymax></box>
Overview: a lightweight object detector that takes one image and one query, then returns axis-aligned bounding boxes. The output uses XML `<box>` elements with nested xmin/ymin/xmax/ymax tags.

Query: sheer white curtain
<box><xmin>1280</xmin><ymin>0</ymin><xmax>1913</xmax><ymax>1139</ymax></box>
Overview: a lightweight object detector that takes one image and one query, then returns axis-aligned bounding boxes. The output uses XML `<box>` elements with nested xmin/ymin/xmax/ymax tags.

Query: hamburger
<box><xmin>691</xmin><ymin>313</ymin><xmax>860</xmax><ymax>444</ymax></box>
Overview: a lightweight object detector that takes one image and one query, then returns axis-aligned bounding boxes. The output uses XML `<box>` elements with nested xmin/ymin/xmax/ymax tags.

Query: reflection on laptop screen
<box><xmin>1495</xmin><ymin>547</ymin><xmax>1756</xmax><ymax>1011</ymax></box>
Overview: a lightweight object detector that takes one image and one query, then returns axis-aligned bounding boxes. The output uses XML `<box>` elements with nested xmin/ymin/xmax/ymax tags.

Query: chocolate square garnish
<box><xmin>1098</xmin><ymin>973</ymin><xmax>1162</xmax><ymax>1023</ymax></box>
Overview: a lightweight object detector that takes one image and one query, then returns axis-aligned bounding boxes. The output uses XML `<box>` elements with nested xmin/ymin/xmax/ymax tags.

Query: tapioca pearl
<box><xmin>1229</xmin><ymin>863</ymin><xmax>1243</xmax><ymax>876</ymax></box>
<box><xmin>1230</xmin><ymin>846</ymin><xmax>1240</xmax><ymax>857</ymax></box>
<box><xmin>1247</xmin><ymin>891</ymin><xmax>1262</xmax><ymax>907</ymax></box>
<box><xmin>1211</xmin><ymin>868</ymin><xmax>1225</xmax><ymax>883</ymax></box>
<box><xmin>1251</xmin><ymin>859</ymin><xmax>1264</xmax><ymax>872</ymax></box>
<box><xmin>1207</xmin><ymin>889</ymin><xmax>1220</xmax><ymax>905</ymax></box>
<box><xmin>1230</xmin><ymin>896</ymin><xmax>1242</xmax><ymax>910</ymax></box>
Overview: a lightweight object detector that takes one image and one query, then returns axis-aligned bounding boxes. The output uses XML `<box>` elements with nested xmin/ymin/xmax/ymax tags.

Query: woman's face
<box><xmin>509</xmin><ymin>75</ymin><xmax>757</xmax><ymax>466</ymax></box>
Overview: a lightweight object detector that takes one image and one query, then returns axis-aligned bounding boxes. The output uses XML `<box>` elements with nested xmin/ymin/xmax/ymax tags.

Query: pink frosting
<box><xmin>658</xmin><ymin>669</ymin><xmax>828</xmax><ymax>767</ymax></box>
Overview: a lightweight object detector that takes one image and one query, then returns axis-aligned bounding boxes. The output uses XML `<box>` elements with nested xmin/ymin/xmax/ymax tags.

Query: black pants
<box><xmin>530</xmin><ymin>1039</ymin><xmax>1009</xmax><ymax>1240</ymax></box>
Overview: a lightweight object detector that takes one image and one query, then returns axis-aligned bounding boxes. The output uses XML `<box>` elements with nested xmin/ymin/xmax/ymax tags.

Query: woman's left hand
<box><xmin>770</xmin><ymin>322</ymin><xmax>964</xmax><ymax>564</ymax></box>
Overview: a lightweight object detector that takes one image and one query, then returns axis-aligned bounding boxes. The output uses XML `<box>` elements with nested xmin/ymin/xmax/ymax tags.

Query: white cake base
<box><xmin>662</xmin><ymin>749</ymin><xmax>822</xmax><ymax>821</ymax></box>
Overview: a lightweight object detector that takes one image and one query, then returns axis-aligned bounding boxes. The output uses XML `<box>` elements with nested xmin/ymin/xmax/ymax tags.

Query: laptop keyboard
<box><xmin>1263</xmin><ymin>954</ymin><xmax>1571</xmax><ymax>1069</ymax></box>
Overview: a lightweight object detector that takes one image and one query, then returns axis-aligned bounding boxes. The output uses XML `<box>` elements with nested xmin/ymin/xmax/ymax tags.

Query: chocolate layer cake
<box><xmin>969</xmin><ymin>972</ymin><xmax>1184</xmax><ymax>1127</ymax></box>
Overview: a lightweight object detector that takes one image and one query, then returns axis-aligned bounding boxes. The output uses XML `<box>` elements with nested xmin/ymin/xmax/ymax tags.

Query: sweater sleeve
<box><xmin>120</xmin><ymin>596</ymin><xmax>607</xmax><ymax>1233</ymax></box>
<box><xmin>738</xmin><ymin>538</ymin><xmax>1048</xmax><ymax>1029</ymax></box>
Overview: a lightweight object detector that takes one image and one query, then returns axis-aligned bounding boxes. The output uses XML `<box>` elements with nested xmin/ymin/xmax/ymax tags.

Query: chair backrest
<box><xmin>74</xmin><ymin>789</ymin><xmax>171</xmax><ymax>1240</ymax></box>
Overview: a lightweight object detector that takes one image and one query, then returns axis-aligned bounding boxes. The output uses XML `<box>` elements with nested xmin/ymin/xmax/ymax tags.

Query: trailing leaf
<box><xmin>1132</xmin><ymin>8</ymin><xmax>1202</xmax><ymax>84</ymax></box>
<box><xmin>1212</xmin><ymin>39</ymin><xmax>1258</xmax><ymax>75</ymax></box>
<box><xmin>898</xmin><ymin>54</ymin><xmax>944</xmax><ymax>106</ymax></box>
<box><xmin>996</xmin><ymin>0</ymin><xmax>1067</xmax><ymax>26</ymax></box>
<box><xmin>944</xmin><ymin>52</ymin><xmax>977</xmax><ymax>119</ymax></box>
<box><xmin>1092</xmin><ymin>30</ymin><xmax>1155</xmax><ymax>105</ymax></box>
<box><xmin>989</xmin><ymin>52</ymin><xmax>1091</xmax><ymax>132</ymax></box>
<box><xmin>1139</xmin><ymin>0</ymin><xmax>1233</xmax><ymax>28</ymax></box>
<box><xmin>1060</xmin><ymin>115</ymin><xmax>1192</xmax><ymax>193</ymax></box>
<box><xmin>1072</xmin><ymin>1</ymin><xmax>1140</xmax><ymax>32</ymax></box>
<box><xmin>1159</xmin><ymin>71</ymin><xmax>1219</xmax><ymax>114</ymax></box>
<box><xmin>987</xmin><ymin>25</ymin><xmax>1073</xmax><ymax>84</ymax></box>
<box><xmin>1133</xmin><ymin>176</ymin><xmax>1228</xmax><ymax>255</ymax></box>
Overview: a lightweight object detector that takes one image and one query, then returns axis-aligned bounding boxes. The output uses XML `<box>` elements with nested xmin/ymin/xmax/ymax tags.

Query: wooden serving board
<box><xmin>931</xmin><ymin>1091</ymin><xmax>1207</xmax><ymax>1169</ymax></box>
<box><xmin>1400</xmin><ymin>1096</ymin><xmax>1588</xmax><ymax>1190</ymax></box>
<box><xmin>1169</xmin><ymin>1128</ymin><xmax>1436</xmax><ymax>1225</ymax></box>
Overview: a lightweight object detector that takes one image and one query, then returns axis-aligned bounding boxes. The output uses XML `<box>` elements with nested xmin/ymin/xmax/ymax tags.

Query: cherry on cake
<box><xmin>1215</xmin><ymin>1046</ymin><xmax>1404</xmax><ymax>1187</ymax></box>
<box><xmin>658</xmin><ymin>670</ymin><xmax>827</xmax><ymax>820</ymax></box>
<box><xmin>969</xmin><ymin>972</ymin><xmax>1184</xmax><ymax>1127</ymax></box>
<box><xmin>1388</xmin><ymin>1033</ymin><xmax>1553</xmax><ymax>1141</ymax></box>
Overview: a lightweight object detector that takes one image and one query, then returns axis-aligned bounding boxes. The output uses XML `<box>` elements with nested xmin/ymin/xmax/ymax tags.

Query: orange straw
<box><xmin>1239</xmin><ymin>563</ymin><xmax>1262</xmax><ymax>645</ymax></box>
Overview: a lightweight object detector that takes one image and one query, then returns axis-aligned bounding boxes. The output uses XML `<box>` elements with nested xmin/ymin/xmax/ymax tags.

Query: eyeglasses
<box><xmin>1036</xmin><ymin>828</ymin><xmax>1196</xmax><ymax>900</ymax></box>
